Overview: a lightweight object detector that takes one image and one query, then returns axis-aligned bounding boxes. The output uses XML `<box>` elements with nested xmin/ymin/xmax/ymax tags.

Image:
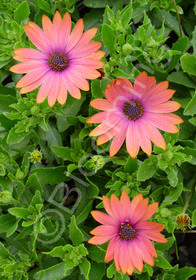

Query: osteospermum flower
<box><xmin>88</xmin><ymin>190</ymin><xmax>167</xmax><ymax>275</ymax></box>
<box><xmin>87</xmin><ymin>72</ymin><xmax>183</xmax><ymax>158</ymax></box>
<box><xmin>10</xmin><ymin>11</ymin><xmax>104</xmax><ymax>107</ymax></box>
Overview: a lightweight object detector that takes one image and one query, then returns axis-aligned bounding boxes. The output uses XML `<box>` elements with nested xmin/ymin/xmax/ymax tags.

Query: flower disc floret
<box><xmin>119</xmin><ymin>222</ymin><xmax>137</xmax><ymax>240</ymax></box>
<box><xmin>49</xmin><ymin>52</ymin><xmax>68</xmax><ymax>71</ymax></box>
<box><xmin>123</xmin><ymin>100</ymin><xmax>143</xmax><ymax>120</ymax></box>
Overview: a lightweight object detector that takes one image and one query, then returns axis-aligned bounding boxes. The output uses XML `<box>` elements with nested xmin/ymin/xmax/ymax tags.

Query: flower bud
<box><xmin>30</xmin><ymin>150</ymin><xmax>42</xmax><ymax>163</ymax></box>
<box><xmin>160</xmin><ymin>208</ymin><xmax>171</xmax><ymax>217</ymax></box>
<box><xmin>84</xmin><ymin>155</ymin><xmax>105</xmax><ymax>172</ymax></box>
<box><xmin>176</xmin><ymin>214</ymin><xmax>190</xmax><ymax>231</ymax></box>
<box><xmin>122</xmin><ymin>43</ymin><xmax>132</xmax><ymax>55</ymax></box>
<box><xmin>0</xmin><ymin>191</ymin><xmax>12</xmax><ymax>203</ymax></box>
<box><xmin>31</xmin><ymin>105</ymin><xmax>40</xmax><ymax>115</ymax></box>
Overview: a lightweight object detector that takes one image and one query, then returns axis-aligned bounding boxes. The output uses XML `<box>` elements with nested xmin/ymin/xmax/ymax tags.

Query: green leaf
<box><xmin>0</xmin><ymin>242</ymin><xmax>13</xmax><ymax>259</ymax></box>
<box><xmin>155</xmin><ymin>256</ymin><xmax>172</xmax><ymax>269</ymax></box>
<box><xmin>124</xmin><ymin>156</ymin><xmax>138</xmax><ymax>173</ymax></box>
<box><xmin>38</xmin><ymin>0</ymin><xmax>51</xmax><ymax>13</ymax></box>
<box><xmin>175</xmin><ymin>267</ymin><xmax>196</xmax><ymax>280</ymax></box>
<box><xmin>162</xmin><ymin>183</ymin><xmax>183</xmax><ymax>207</ymax></box>
<box><xmin>76</xmin><ymin>200</ymin><xmax>93</xmax><ymax>225</ymax></box>
<box><xmin>79</xmin><ymin>258</ymin><xmax>91</xmax><ymax>280</ymax></box>
<box><xmin>26</xmin><ymin>174</ymin><xmax>43</xmax><ymax>194</ymax></box>
<box><xmin>181</xmin><ymin>53</ymin><xmax>196</xmax><ymax>76</ymax></box>
<box><xmin>88</xmin><ymin>245</ymin><xmax>105</xmax><ymax>263</ymax></box>
<box><xmin>31</xmin><ymin>166</ymin><xmax>69</xmax><ymax>184</ymax></box>
<box><xmin>89</xmin><ymin>262</ymin><xmax>105</xmax><ymax>280</ymax></box>
<box><xmin>14</xmin><ymin>1</ymin><xmax>30</xmax><ymax>23</ymax></box>
<box><xmin>0</xmin><ymin>94</ymin><xmax>17</xmax><ymax>113</ymax></box>
<box><xmin>84</xmin><ymin>0</ymin><xmax>112</xmax><ymax>8</ymax></box>
<box><xmin>102</xmin><ymin>24</ymin><xmax>114</xmax><ymax>53</ymax></box>
<box><xmin>168</xmin><ymin>71</ymin><xmax>196</xmax><ymax>88</ymax></box>
<box><xmin>6</xmin><ymin>125</ymin><xmax>28</xmax><ymax>145</ymax></box>
<box><xmin>51</xmin><ymin>146</ymin><xmax>75</xmax><ymax>161</ymax></box>
<box><xmin>167</xmin><ymin>36</ymin><xmax>189</xmax><ymax>72</ymax></box>
<box><xmin>137</xmin><ymin>156</ymin><xmax>158</xmax><ymax>181</ymax></box>
<box><xmin>34</xmin><ymin>262</ymin><xmax>69</xmax><ymax>280</ymax></box>
<box><xmin>107</xmin><ymin>263</ymin><xmax>116</xmax><ymax>278</ymax></box>
<box><xmin>69</xmin><ymin>215</ymin><xmax>83</xmax><ymax>246</ymax></box>
<box><xmin>44</xmin><ymin>246</ymin><xmax>65</xmax><ymax>259</ymax></box>
<box><xmin>0</xmin><ymin>214</ymin><xmax>18</xmax><ymax>236</ymax></box>
<box><xmin>8</xmin><ymin>207</ymin><xmax>29</xmax><ymax>219</ymax></box>
<box><xmin>192</xmin><ymin>209</ymin><xmax>196</xmax><ymax>227</ymax></box>
<box><xmin>120</xmin><ymin>4</ymin><xmax>133</xmax><ymax>26</ymax></box>
<box><xmin>184</xmin><ymin>90</ymin><xmax>196</xmax><ymax>116</ymax></box>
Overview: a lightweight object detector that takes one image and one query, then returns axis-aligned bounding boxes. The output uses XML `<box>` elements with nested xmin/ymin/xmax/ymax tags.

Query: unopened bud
<box><xmin>122</xmin><ymin>43</ymin><xmax>132</xmax><ymax>55</ymax></box>
<box><xmin>30</xmin><ymin>150</ymin><xmax>42</xmax><ymax>163</ymax></box>
<box><xmin>176</xmin><ymin>214</ymin><xmax>191</xmax><ymax>231</ymax></box>
<box><xmin>0</xmin><ymin>191</ymin><xmax>12</xmax><ymax>203</ymax></box>
<box><xmin>31</xmin><ymin>105</ymin><xmax>40</xmax><ymax>115</ymax></box>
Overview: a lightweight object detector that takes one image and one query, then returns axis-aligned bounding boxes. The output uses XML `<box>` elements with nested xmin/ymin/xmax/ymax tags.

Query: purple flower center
<box><xmin>119</xmin><ymin>222</ymin><xmax>137</xmax><ymax>240</ymax></box>
<box><xmin>123</xmin><ymin>100</ymin><xmax>143</xmax><ymax>120</ymax></box>
<box><xmin>49</xmin><ymin>52</ymin><xmax>68</xmax><ymax>71</ymax></box>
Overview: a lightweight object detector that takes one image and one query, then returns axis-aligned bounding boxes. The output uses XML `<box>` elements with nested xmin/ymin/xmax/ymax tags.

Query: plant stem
<box><xmin>92</xmin><ymin>196</ymin><xmax>103</xmax><ymax>201</ymax></box>
<box><xmin>183</xmin><ymin>177</ymin><xmax>195</xmax><ymax>214</ymax></box>
<box><xmin>173</xmin><ymin>0</ymin><xmax>182</xmax><ymax>37</ymax></box>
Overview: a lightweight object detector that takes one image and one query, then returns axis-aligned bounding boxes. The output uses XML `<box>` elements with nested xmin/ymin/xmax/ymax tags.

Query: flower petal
<box><xmin>139</xmin><ymin>202</ymin><xmax>159</xmax><ymax>222</ymax></box>
<box><xmin>128</xmin><ymin>241</ymin><xmax>143</xmax><ymax>272</ymax></box>
<box><xmin>10</xmin><ymin>60</ymin><xmax>46</xmax><ymax>73</ymax></box>
<box><xmin>42</xmin><ymin>14</ymin><xmax>55</xmax><ymax>51</ymax></box>
<box><xmin>142</xmin><ymin>81</ymin><xmax>169</xmax><ymax>102</ymax></box>
<box><xmin>90</xmin><ymin>225</ymin><xmax>118</xmax><ymax>235</ymax></box>
<box><xmin>66</xmin><ymin>68</ymin><xmax>89</xmax><ymax>91</ymax></box>
<box><xmin>89</xmin><ymin>112</ymin><xmax>122</xmax><ymax>136</ymax></box>
<box><xmin>136</xmin><ymin>119</ymin><xmax>152</xmax><ymax>156</ymax></box>
<box><xmin>144</xmin><ymin>112</ymin><xmax>180</xmax><ymax>133</ymax></box>
<box><xmin>88</xmin><ymin>234</ymin><xmax>114</xmax><ymax>245</ymax></box>
<box><xmin>36</xmin><ymin>72</ymin><xmax>54</xmax><ymax>103</ymax></box>
<box><xmin>146</xmin><ymin>101</ymin><xmax>181</xmax><ymax>113</ymax></box>
<box><xmin>90</xmin><ymin>98</ymin><xmax>113</xmax><ymax>111</ymax></box>
<box><xmin>110</xmin><ymin>194</ymin><xmax>126</xmax><ymax>221</ymax></box>
<box><xmin>96</xmin><ymin>126</ymin><xmax>118</xmax><ymax>145</ymax></box>
<box><xmin>105</xmin><ymin>236</ymin><xmax>119</xmax><ymax>262</ymax></box>
<box><xmin>120</xmin><ymin>190</ymin><xmax>131</xmax><ymax>220</ymax></box>
<box><xmin>141</xmin><ymin>119</ymin><xmax>166</xmax><ymax>150</ymax></box>
<box><xmin>13</xmin><ymin>48</ymin><xmax>48</xmax><ymax>62</ymax></box>
<box><xmin>24</xmin><ymin>21</ymin><xmax>50</xmax><ymax>54</ymax></box>
<box><xmin>131</xmin><ymin>198</ymin><xmax>149</xmax><ymax>225</ymax></box>
<box><xmin>16</xmin><ymin>67</ymin><xmax>49</xmax><ymax>88</ymax></box>
<box><xmin>109</xmin><ymin>118</ymin><xmax>129</xmax><ymax>156</ymax></box>
<box><xmin>119</xmin><ymin>241</ymin><xmax>129</xmax><ymax>274</ymax></box>
<box><xmin>66</xmin><ymin>19</ymin><xmax>84</xmax><ymax>51</ymax></box>
<box><xmin>126</xmin><ymin>121</ymin><xmax>140</xmax><ymax>158</ymax></box>
<box><xmin>87</xmin><ymin>112</ymin><xmax>109</xmax><ymax>123</ymax></box>
<box><xmin>91</xmin><ymin>211</ymin><xmax>118</xmax><ymax>226</ymax></box>
<box><xmin>63</xmin><ymin>73</ymin><xmax>81</xmax><ymax>99</ymax></box>
<box><xmin>144</xmin><ymin>89</ymin><xmax>175</xmax><ymax>106</ymax></box>
<box><xmin>133</xmin><ymin>72</ymin><xmax>156</xmax><ymax>99</ymax></box>
<box><xmin>135</xmin><ymin>221</ymin><xmax>164</xmax><ymax>232</ymax></box>
<box><xmin>140</xmin><ymin>230</ymin><xmax>167</xmax><ymax>243</ymax></box>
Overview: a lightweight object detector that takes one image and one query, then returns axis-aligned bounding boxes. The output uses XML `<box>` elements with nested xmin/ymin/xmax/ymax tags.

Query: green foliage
<box><xmin>0</xmin><ymin>0</ymin><xmax>195</xmax><ymax>280</ymax></box>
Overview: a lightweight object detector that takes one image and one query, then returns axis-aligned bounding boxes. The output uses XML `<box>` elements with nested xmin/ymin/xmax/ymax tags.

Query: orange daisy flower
<box><xmin>10</xmin><ymin>11</ymin><xmax>104</xmax><ymax>107</ymax></box>
<box><xmin>87</xmin><ymin>72</ymin><xmax>183</xmax><ymax>158</ymax></box>
<box><xmin>89</xmin><ymin>190</ymin><xmax>167</xmax><ymax>275</ymax></box>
